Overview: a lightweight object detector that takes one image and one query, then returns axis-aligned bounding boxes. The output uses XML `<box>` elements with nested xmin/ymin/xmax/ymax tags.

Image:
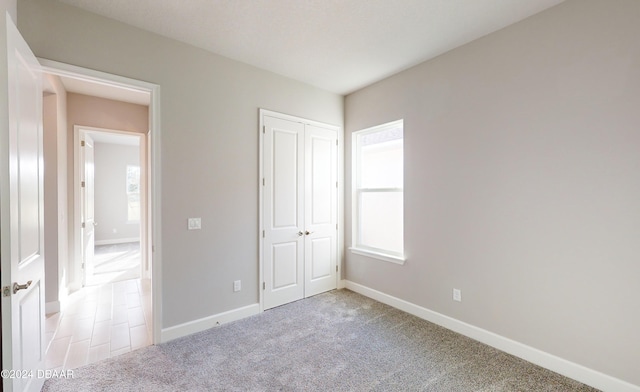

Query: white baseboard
<box><xmin>45</xmin><ymin>301</ymin><xmax>60</xmax><ymax>315</ymax></box>
<box><xmin>337</xmin><ymin>279</ymin><xmax>346</xmax><ymax>289</ymax></box>
<box><xmin>160</xmin><ymin>303</ymin><xmax>260</xmax><ymax>343</ymax></box>
<box><xmin>94</xmin><ymin>237</ymin><xmax>140</xmax><ymax>246</ymax></box>
<box><xmin>344</xmin><ymin>280</ymin><xmax>640</xmax><ymax>392</ymax></box>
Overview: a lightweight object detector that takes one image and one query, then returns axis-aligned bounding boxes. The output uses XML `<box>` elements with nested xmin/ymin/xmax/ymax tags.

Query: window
<box><xmin>352</xmin><ymin>120</ymin><xmax>404</xmax><ymax>263</ymax></box>
<box><xmin>126</xmin><ymin>165</ymin><xmax>141</xmax><ymax>222</ymax></box>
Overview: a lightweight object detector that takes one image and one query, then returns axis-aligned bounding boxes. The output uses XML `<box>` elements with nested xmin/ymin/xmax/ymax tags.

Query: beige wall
<box><xmin>18</xmin><ymin>0</ymin><xmax>344</xmax><ymax>328</ymax></box>
<box><xmin>42</xmin><ymin>74</ymin><xmax>68</xmax><ymax>311</ymax></box>
<box><xmin>345</xmin><ymin>0</ymin><xmax>640</xmax><ymax>386</ymax></box>
<box><xmin>43</xmin><ymin>92</ymin><xmax>59</xmax><ymax>305</ymax></box>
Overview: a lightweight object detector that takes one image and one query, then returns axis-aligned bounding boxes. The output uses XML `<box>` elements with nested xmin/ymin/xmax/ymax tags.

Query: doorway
<box><xmin>37</xmin><ymin>60</ymin><xmax>161</xmax><ymax>370</ymax></box>
<box><xmin>76</xmin><ymin>127</ymin><xmax>147</xmax><ymax>287</ymax></box>
<box><xmin>259</xmin><ymin>109</ymin><xmax>340</xmax><ymax>310</ymax></box>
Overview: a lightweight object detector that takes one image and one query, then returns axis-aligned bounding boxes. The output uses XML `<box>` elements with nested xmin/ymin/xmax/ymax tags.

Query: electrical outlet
<box><xmin>233</xmin><ymin>280</ymin><xmax>241</xmax><ymax>292</ymax></box>
<box><xmin>453</xmin><ymin>288</ymin><xmax>462</xmax><ymax>302</ymax></box>
<box><xmin>188</xmin><ymin>218</ymin><xmax>201</xmax><ymax>230</ymax></box>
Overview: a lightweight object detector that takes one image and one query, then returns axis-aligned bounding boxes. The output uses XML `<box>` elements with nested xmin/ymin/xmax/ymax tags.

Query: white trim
<box><xmin>94</xmin><ymin>237</ymin><xmax>140</xmax><ymax>246</ymax></box>
<box><xmin>160</xmin><ymin>303</ymin><xmax>260</xmax><ymax>343</ymax></box>
<box><xmin>349</xmin><ymin>247</ymin><xmax>406</xmax><ymax>265</ymax></box>
<box><xmin>344</xmin><ymin>280</ymin><xmax>640</xmax><ymax>392</ymax></box>
<box><xmin>37</xmin><ymin>58</ymin><xmax>163</xmax><ymax>345</ymax></box>
<box><xmin>45</xmin><ymin>301</ymin><xmax>60</xmax><ymax>315</ymax></box>
<box><xmin>258</xmin><ymin>109</ymin><xmax>343</xmax><ymax>312</ymax></box>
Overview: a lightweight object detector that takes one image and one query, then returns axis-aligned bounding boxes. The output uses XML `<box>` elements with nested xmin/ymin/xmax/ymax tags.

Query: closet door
<box><xmin>263</xmin><ymin>115</ymin><xmax>305</xmax><ymax>310</ymax></box>
<box><xmin>304</xmin><ymin>125</ymin><xmax>337</xmax><ymax>297</ymax></box>
<box><xmin>262</xmin><ymin>112</ymin><xmax>338</xmax><ymax>310</ymax></box>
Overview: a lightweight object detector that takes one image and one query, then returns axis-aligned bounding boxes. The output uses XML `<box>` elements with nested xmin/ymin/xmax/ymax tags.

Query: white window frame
<box><xmin>350</xmin><ymin>120</ymin><xmax>405</xmax><ymax>264</ymax></box>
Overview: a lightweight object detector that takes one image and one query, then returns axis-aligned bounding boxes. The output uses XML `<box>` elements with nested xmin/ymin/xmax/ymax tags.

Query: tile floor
<box><xmin>87</xmin><ymin>242</ymin><xmax>141</xmax><ymax>286</ymax></box>
<box><xmin>45</xmin><ymin>278</ymin><xmax>153</xmax><ymax>371</ymax></box>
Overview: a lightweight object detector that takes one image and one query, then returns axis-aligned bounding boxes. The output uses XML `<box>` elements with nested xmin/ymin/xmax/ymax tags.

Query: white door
<box><xmin>1</xmin><ymin>14</ymin><xmax>46</xmax><ymax>392</ymax></box>
<box><xmin>263</xmin><ymin>115</ymin><xmax>305</xmax><ymax>309</ymax></box>
<box><xmin>262</xmin><ymin>113</ymin><xmax>337</xmax><ymax>310</ymax></box>
<box><xmin>304</xmin><ymin>125</ymin><xmax>337</xmax><ymax>297</ymax></box>
<box><xmin>81</xmin><ymin>134</ymin><xmax>96</xmax><ymax>285</ymax></box>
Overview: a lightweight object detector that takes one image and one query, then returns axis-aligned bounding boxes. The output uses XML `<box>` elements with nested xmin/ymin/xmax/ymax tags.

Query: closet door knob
<box><xmin>305</xmin><ymin>231</ymin><xmax>314</xmax><ymax>235</ymax></box>
<box><xmin>297</xmin><ymin>231</ymin><xmax>304</xmax><ymax>237</ymax></box>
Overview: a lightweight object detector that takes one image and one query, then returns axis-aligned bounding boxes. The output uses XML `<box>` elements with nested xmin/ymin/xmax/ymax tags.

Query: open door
<box><xmin>1</xmin><ymin>13</ymin><xmax>46</xmax><ymax>392</ymax></box>
<box><xmin>80</xmin><ymin>134</ymin><xmax>96</xmax><ymax>285</ymax></box>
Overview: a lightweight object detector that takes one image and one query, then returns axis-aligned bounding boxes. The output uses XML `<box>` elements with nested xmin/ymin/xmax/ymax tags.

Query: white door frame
<box><xmin>38</xmin><ymin>59</ymin><xmax>163</xmax><ymax>344</ymax></box>
<box><xmin>258</xmin><ymin>109</ymin><xmax>344</xmax><ymax>312</ymax></box>
<box><xmin>74</xmin><ymin>125</ymin><xmax>149</xmax><ymax>285</ymax></box>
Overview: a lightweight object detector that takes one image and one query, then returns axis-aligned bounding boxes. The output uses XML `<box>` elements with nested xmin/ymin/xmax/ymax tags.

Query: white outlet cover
<box><xmin>453</xmin><ymin>289</ymin><xmax>462</xmax><ymax>302</ymax></box>
<box><xmin>188</xmin><ymin>218</ymin><xmax>202</xmax><ymax>230</ymax></box>
<box><xmin>233</xmin><ymin>280</ymin><xmax>241</xmax><ymax>292</ymax></box>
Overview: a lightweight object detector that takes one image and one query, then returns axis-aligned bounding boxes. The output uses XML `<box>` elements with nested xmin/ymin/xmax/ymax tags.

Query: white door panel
<box><xmin>263</xmin><ymin>116</ymin><xmax>305</xmax><ymax>309</ymax></box>
<box><xmin>272</xmin><ymin>129</ymin><xmax>300</xmax><ymax>228</ymax></box>
<box><xmin>304</xmin><ymin>125</ymin><xmax>337</xmax><ymax>297</ymax></box>
<box><xmin>272</xmin><ymin>242</ymin><xmax>299</xmax><ymax>289</ymax></box>
<box><xmin>2</xmin><ymin>14</ymin><xmax>46</xmax><ymax>392</ymax></box>
<box><xmin>262</xmin><ymin>113</ymin><xmax>338</xmax><ymax>309</ymax></box>
<box><xmin>309</xmin><ymin>237</ymin><xmax>332</xmax><ymax>280</ymax></box>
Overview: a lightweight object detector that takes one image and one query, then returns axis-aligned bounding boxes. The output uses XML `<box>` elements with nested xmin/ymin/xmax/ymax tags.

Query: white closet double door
<box><xmin>262</xmin><ymin>112</ymin><xmax>338</xmax><ymax>310</ymax></box>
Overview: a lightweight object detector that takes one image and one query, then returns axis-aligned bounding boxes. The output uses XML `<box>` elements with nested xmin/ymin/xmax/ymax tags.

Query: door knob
<box><xmin>297</xmin><ymin>231</ymin><xmax>304</xmax><ymax>236</ymax></box>
<box><xmin>13</xmin><ymin>280</ymin><xmax>32</xmax><ymax>294</ymax></box>
<box><xmin>305</xmin><ymin>231</ymin><xmax>314</xmax><ymax>235</ymax></box>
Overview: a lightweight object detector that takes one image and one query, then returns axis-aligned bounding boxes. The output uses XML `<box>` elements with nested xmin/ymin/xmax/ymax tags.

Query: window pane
<box><xmin>358</xmin><ymin>191</ymin><xmax>403</xmax><ymax>253</ymax></box>
<box><xmin>358</xmin><ymin>127</ymin><xmax>403</xmax><ymax>188</ymax></box>
<box><xmin>127</xmin><ymin>193</ymin><xmax>140</xmax><ymax>222</ymax></box>
<box><xmin>126</xmin><ymin>165</ymin><xmax>141</xmax><ymax>222</ymax></box>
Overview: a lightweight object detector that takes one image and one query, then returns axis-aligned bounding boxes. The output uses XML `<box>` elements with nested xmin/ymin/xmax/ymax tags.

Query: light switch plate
<box><xmin>188</xmin><ymin>218</ymin><xmax>201</xmax><ymax>230</ymax></box>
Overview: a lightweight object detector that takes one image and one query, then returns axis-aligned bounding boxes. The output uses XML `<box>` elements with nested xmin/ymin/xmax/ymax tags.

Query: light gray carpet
<box><xmin>42</xmin><ymin>290</ymin><xmax>598</xmax><ymax>391</ymax></box>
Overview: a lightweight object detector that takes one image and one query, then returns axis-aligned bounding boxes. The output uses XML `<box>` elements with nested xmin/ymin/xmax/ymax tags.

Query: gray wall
<box><xmin>18</xmin><ymin>0</ymin><xmax>344</xmax><ymax>328</ymax></box>
<box><xmin>94</xmin><ymin>142</ymin><xmax>140</xmax><ymax>243</ymax></box>
<box><xmin>1</xmin><ymin>0</ymin><xmax>16</xmax><ymax>23</ymax></box>
<box><xmin>345</xmin><ymin>0</ymin><xmax>640</xmax><ymax>386</ymax></box>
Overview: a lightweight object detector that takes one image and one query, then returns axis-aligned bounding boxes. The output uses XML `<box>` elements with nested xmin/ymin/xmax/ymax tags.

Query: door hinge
<box><xmin>263</xmin><ymin>126</ymin><xmax>265</xmax><ymax>134</ymax></box>
<box><xmin>263</xmin><ymin>282</ymin><xmax>266</xmax><ymax>290</ymax></box>
<box><xmin>262</xmin><ymin>178</ymin><xmax>265</xmax><ymax>186</ymax></box>
<box><xmin>81</xmin><ymin>181</ymin><xmax>85</xmax><ymax>188</ymax></box>
<box><xmin>262</xmin><ymin>230</ymin><xmax>265</xmax><ymax>238</ymax></box>
<box><xmin>336</xmin><ymin>140</ymin><xmax>338</xmax><ymax>146</ymax></box>
<box><xmin>82</xmin><ymin>222</ymin><xmax>86</xmax><ymax>229</ymax></box>
<box><xmin>2</xmin><ymin>286</ymin><xmax>11</xmax><ymax>297</ymax></box>
<box><xmin>336</xmin><ymin>181</ymin><xmax>338</xmax><ymax>188</ymax></box>
<box><xmin>81</xmin><ymin>140</ymin><xmax>85</xmax><ymax>147</ymax></box>
<box><xmin>336</xmin><ymin>223</ymin><xmax>338</xmax><ymax>230</ymax></box>
<box><xmin>82</xmin><ymin>262</ymin><xmax>85</xmax><ymax>269</ymax></box>
<box><xmin>336</xmin><ymin>265</ymin><xmax>338</xmax><ymax>272</ymax></box>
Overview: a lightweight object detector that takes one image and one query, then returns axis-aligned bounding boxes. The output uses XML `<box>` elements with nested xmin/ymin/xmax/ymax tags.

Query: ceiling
<box><xmin>84</xmin><ymin>129</ymin><xmax>140</xmax><ymax>146</ymax></box>
<box><xmin>56</xmin><ymin>0</ymin><xmax>565</xmax><ymax>95</ymax></box>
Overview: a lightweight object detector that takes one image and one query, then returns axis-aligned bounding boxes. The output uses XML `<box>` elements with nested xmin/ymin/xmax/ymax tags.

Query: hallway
<box><xmin>45</xmin><ymin>278</ymin><xmax>152</xmax><ymax>370</ymax></box>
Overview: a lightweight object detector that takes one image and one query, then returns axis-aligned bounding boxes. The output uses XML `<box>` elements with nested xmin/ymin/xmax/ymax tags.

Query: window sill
<box><xmin>349</xmin><ymin>247</ymin><xmax>406</xmax><ymax>265</ymax></box>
